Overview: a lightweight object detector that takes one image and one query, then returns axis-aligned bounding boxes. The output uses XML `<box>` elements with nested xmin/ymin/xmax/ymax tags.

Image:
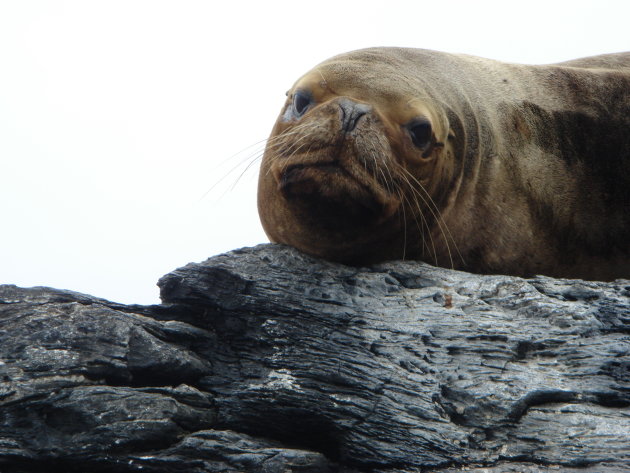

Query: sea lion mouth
<box><xmin>278</xmin><ymin>162</ymin><xmax>391</xmax><ymax>226</ymax></box>
<box><xmin>279</xmin><ymin>162</ymin><xmax>342</xmax><ymax>195</ymax></box>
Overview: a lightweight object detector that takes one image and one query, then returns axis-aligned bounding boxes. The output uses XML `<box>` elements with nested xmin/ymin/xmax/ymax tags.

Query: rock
<box><xmin>1</xmin><ymin>243</ymin><xmax>628</xmax><ymax>472</ymax></box>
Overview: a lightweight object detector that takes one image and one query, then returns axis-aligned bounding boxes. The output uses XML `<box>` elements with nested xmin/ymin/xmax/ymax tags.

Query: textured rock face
<box><xmin>0</xmin><ymin>244</ymin><xmax>629</xmax><ymax>472</ymax></box>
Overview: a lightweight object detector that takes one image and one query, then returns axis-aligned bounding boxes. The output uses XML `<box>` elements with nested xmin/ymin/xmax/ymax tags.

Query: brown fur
<box><xmin>257</xmin><ymin>48</ymin><xmax>630</xmax><ymax>280</ymax></box>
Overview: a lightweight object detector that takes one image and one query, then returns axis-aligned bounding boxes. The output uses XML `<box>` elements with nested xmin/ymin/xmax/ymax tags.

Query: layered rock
<box><xmin>1</xmin><ymin>244</ymin><xmax>628</xmax><ymax>472</ymax></box>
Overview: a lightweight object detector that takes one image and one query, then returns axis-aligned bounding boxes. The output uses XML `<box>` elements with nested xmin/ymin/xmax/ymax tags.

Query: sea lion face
<box><xmin>257</xmin><ymin>53</ymin><xmax>455</xmax><ymax>264</ymax></box>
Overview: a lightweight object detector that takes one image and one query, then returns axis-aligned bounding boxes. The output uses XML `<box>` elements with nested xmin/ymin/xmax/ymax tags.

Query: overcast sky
<box><xmin>1</xmin><ymin>1</ymin><xmax>628</xmax><ymax>304</ymax></box>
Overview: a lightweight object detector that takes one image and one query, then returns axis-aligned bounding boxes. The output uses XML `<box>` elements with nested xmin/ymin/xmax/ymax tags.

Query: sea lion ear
<box><xmin>405</xmin><ymin>118</ymin><xmax>432</xmax><ymax>151</ymax></box>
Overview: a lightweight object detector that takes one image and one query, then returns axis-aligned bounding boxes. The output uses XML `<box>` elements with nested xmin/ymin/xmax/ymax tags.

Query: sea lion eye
<box><xmin>293</xmin><ymin>91</ymin><xmax>312</xmax><ymax>117</ymax></box>
<box><xmin>406</xmin><ymin>119</ymin><xmax>432</xmax><ymax>150</ymax></box>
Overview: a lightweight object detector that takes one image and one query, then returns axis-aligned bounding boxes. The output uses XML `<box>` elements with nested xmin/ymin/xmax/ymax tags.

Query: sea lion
<box><xmin>257</xmin><ymin>48</ymin><xmax>630</xmax><ymax>280</ymax></box>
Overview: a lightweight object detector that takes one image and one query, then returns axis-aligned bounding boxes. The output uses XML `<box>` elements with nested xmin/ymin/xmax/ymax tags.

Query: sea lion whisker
<box><xmin>276</xmin><ymin>139</ymin><xmax>318</xmax><ymax>177</ymax></box>
<box><xmin>263</xmin><ymin>126</ymin><xmax>315</xmax><ymax>156</ymax></box>
<box><xmin>398</xmin><ymin>173</ymin><xmax>438</xmax><ymax>266</ymax></box>
<box><xmin>227</xmin><ymin>151</ymin><xmax>269</xmax><ymax>193</ymax></box>
<box><xmin>214</xmin><ymin>136</ymin><xmax>271</xmax><ymax>169</ymax></box>
<box><xmin>366</xmin><ymin>148</ymin><xmax>394</xmax><ymax>197</ymax></box>
<box><xmin>261</xmin><ymin>132</ymin><xmax>319</xmax><ymax>179</ymax></box>
<box><xmin>200</xmin><ymin>143</ymin><xmax>269</xmax><ymax>201</ymax></box>
<box><xmin>268</xmin><ymin>140</ymin><xmax>320</xmax><ymax>185</ymax></box>
<box><xmin>379</xmin><ymin>158</ymin><xmax>411</xmax><ymax>261</ymax></box>
<box><xmin>397</xmin><ymin>186</ymin><xmax>408</xmax><ymax>261</ymax></box>
<box><xmin>398</xmin><ymin>166</ymin><xmax>463</xmax><ymax>269</ymax></box>
<box><xmin>263</xmin><ymin>122</ymin><xmax>318</xmax><ymax>149</ymax></box>
<box><xmin>367</xmin><ymin>144</ymin><xmax>393</xmax><ymax>194</ymax></box>
<box><xmin>271</xmin><ymin>125</ymin><xmax>320</xmax><ymax>161</ymax></box>
<box><xmin>397</xmin><ymin>166</ymin><xmax>456</xmax><ymax>269</ymax></box>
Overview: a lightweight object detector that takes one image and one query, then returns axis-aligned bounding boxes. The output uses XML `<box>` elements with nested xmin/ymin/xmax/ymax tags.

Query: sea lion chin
<box><xmin>257</xmin><ymin>47</ymin><xmax>630</xmax><ymax>279</ymax></box>
<box><xmin>278</xmin><ymin>163</ymin><xmax>396</xmax><ymax>226</ymax></box>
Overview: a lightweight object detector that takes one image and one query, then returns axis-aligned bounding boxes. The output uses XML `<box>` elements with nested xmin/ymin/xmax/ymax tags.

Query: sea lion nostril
<box><xmin>339</xmin><ymin>98</ymin><xmax>371</xmax><ymax>132</ymax></box>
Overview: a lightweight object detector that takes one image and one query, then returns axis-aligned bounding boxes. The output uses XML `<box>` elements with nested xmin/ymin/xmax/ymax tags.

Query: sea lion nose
<box><xmin>338</xmin><ymin>98</ymin><xmax>371</xmax><ymax>132</ymax></box>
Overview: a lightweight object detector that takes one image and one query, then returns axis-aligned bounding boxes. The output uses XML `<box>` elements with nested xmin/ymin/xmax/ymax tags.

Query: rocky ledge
<box><xmin>1</xmin><ymin>244</ymin><xmax>629</xmax><ymax>472</ymax></box>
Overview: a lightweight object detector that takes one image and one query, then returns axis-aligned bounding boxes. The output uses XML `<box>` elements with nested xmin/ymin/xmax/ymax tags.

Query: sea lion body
<box><xmin>257</xmin><ymin>48</ymin><xmax>630</xmax><ymax>280</ymax></box>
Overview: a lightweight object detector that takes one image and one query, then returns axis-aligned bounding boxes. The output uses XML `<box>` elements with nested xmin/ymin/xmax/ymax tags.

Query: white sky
<box><xmin>1</xmin><ymin>1</ymin><xmax>628</xmax><ymax>305</ymax></box>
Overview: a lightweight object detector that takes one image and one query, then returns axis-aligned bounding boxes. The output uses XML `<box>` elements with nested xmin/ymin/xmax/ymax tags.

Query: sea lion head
<box><xmin>257</xmin><ymin>48</ymin><xmax>459</xmax><ymax>265</ymax></box>
<box><xmin>257</xmin><ymin>48</ymin><xmax>630</xmax><ymax>279</ymax></box>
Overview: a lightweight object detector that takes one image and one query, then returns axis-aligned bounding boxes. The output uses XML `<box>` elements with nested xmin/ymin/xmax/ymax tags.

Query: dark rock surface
<box><xmin>1</xmin><ymin>243</ymin><xmax>628</xmax><ymax>472</ymax></box>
